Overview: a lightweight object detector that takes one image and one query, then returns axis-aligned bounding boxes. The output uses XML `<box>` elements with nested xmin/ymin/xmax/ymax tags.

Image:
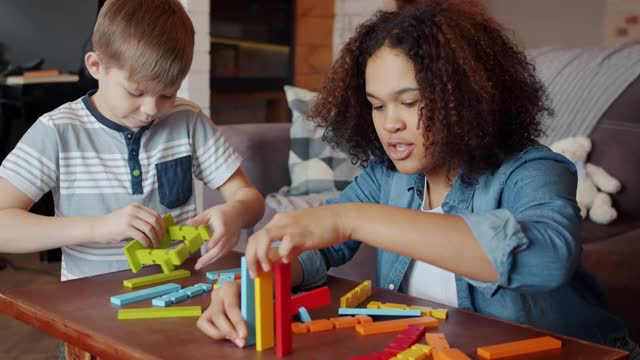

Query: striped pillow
<box><xmin>283</xmin><ymin>85</ymin><xmax>362</xmax><ymax>196</ymax></box>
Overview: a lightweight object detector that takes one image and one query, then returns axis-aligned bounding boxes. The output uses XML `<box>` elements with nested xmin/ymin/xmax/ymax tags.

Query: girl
<box><xmin>198</xmin><ymin>1</ymin><xmax>639</xmax><ymax>356</ymax></box>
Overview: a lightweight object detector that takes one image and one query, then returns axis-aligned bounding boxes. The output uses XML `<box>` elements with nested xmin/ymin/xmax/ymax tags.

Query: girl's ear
<box><xmin>84</xmin><ymin>52</ymin><xmax>104</xmax><ymax>80</ymax></box>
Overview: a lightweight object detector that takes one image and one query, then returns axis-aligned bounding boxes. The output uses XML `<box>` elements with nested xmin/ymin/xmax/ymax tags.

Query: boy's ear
<box><xmin>84</xmin><ymin>52</ymin><xmax>104</xmax><ymax>80</ymax></box>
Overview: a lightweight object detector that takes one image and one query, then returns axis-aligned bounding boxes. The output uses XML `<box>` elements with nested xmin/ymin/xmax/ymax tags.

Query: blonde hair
<box><xmin>92</xmin><ymin>0</ymin><xmax>194</xmax><ymax>94</ymax></box>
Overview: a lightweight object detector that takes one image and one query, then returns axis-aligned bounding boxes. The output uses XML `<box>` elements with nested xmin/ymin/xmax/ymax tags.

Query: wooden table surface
<box><xmin>0</xmin><ymin>252</ymin><xmax>629</xmax><ymax>360</ymax></box>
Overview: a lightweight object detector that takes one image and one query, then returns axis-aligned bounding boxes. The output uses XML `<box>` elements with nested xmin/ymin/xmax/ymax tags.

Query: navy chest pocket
<box><xmin>156</xmin><ymin>155</ymin><xmax>193</xmax><ymax>209</ymax></box>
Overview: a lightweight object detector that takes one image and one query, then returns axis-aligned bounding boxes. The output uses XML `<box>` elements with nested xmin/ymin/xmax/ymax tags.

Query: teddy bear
<box><xmin>549</xmin><ymin>136</ymin><xmax>622</xmax><ymax>224</ymax></box>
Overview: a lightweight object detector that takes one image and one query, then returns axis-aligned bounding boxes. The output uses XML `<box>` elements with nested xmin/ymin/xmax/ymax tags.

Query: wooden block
<box><xmin>255</xmin><ymin>270</ymin><xmax>274</xmax><ymax>351</ymax></box>
<box><xmin>290</xmin><ymin>286</ymin><xmax>331</xmax><ymax>315</ymax></box>
<box><xmin>354</xmin><ymin>315</ymin><xmax>373</xmax><ymax>324</ymax></box>
<box><xmin>338</xmin><ymin>308</ymin><xmax>421</xmax><ymax>317</ymax></box>
<box><xmin>240</xmin><ymin>258</ymin><xmax>256</xmax><ymax>346</ymax></box>
<box><xmin>367</xmin><ymin>301</ymin><xmax>382</xmax><ymax>309</ymax></box>
<box><xmin>291</xmin><ymin>322</ymin><xmax>309</xmax><ymax>334</ymax></box>
<box><xmin>206</xmin><ymin>268</ymin><xmax>241</xmax><ymax>281</ymax></box>
<box><xmin>275</xmin><ymin>262</ymin><xmax>292</xmax><ymax>357</ymax></box>
<box><xmin>117</xmin><ymin>306</ymin><xmax>201</xmax><ymax>319</ymax></box>
<box><xmin>110</xmin><ymin>283</ymin><xmax>181</xmax><ymax>305</ymax></box>
<box><xmin>123</xmin><ymin>269</ymin><xmax>191</xmax><ymax>288</ymax></box>
<box><xmin>438</xmin><ymin>348</ymin><xmax>471</xmax><ymax>360</ymax></box>
<box><xmin>355</xmin><ymin>316</ymin><xmax>438</xmax><ymax>336</ymax></box>
<box><xmin>430</xmin><ymin>308</ymin><xmax>448</xmax><ymax>320</ymax></box>
<box><xmin>425</xmin><ymin>333</ymin><xmax>450</xmax><ymax>349</ymax></box>
<box><xmin>330</xmin><ymin>316</ymin><xmax>359</xmax><ymax>328</ymax></box>
<box><xmin>308</xmin><ymin>319</ymin><xmax>334</xmax><ymax>332</ymax></box>
<box><xmin>476</xmin><ymin>336</ymin><xmax>562</xmax><ymax>359</ymax></box>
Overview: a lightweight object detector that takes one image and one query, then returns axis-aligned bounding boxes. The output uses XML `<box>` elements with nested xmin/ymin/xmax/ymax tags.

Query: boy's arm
<box><xmin>0</xmin><ymin>178</ymin><xmax>95</xmax><ymax>252</ymax></box>
<box><xmin>0</xmin><ymin>178</ymin><xmax>166</xmax><ymax>253</ymax></box>
<box><xmin>215</xmin><ymin>168</ymin><xmax>265</xmax><ymax>230</ymax></box>
<box><xmin>192</xmin><ymin>168</ymin><xmax>265</xmax><ymax>270</ymax></box>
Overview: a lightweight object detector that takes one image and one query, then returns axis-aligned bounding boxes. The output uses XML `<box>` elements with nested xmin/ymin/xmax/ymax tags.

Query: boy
<box><xmin>0</xmin><ymin>0</ymin><xmax>265</xmax><ymax>280</ymax></box>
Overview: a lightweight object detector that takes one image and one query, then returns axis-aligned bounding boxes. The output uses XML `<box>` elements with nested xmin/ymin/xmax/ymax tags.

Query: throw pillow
<box><xmin>283</xmin><ymin>85</ymin><xmax>362</xmax><ymax>195</ymax></box>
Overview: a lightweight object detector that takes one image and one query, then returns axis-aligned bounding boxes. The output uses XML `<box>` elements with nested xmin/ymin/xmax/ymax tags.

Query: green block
<box><xmin>123</xmin><ymin>269</ymin><xmax>191</xmax><ymax>288</ymax></box>
<box><xmin>168</xmin><ymin>243</ymin><xmax>190</xmax><ymax>265</ymax></box>
<box><xmin>123</xmin><ymin>240</ymin><xmax>145</xmax><ymax>273</ymax></box>
<box><xmin>117</xmin><ymin>306</ymin><xmax>202</xmax><ymax>320</ymax></box>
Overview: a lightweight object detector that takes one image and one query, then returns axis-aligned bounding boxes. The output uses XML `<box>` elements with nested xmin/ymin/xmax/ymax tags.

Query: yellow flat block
<box><xmin>255</xmin><ymin>271</ymin><xmax>274</xmax><ymax>351</ymax></box>
<box><xmin>431</xmin><ymin>308</ymin><xmax>448</xmax><ymax>320</ymax></box>
<box><xmin>367</xmin><ymin>301</ymin><xmax>382</xmax><ymax>309</ymax></box>
<box><xmin>123</xmin><ymin>269</ymin><xmax>191</xmax><ymax>288</ymax></box>
<box><xmin>117</xmin><ymin>306</ymin><xmax>201</xmax><ymax>320</ymax></box>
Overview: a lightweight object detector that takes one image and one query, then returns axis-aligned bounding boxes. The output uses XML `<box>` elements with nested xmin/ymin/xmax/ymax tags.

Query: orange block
<box><xmin>308</xmin><ymin>319</ymin><xmax>334</xmax><ymax>332</ymax></box>
<box><xmin>330</xmin><ymin>316</ymin><xmax>359</xmax><ymax>328</ymax></box>
<box><xmin>438</xmin><ymin>348</ymin><xmax>471</xmax><ymax>360</ymax></box>
<box><xmin>425</xmin><ymin>333</ymin><xmax>450</xmax><ymax>349</ymax></box>
<box><xmin>354</xmin><ymin>315</ymin><xmax>373</xmax><ymax>324</ymax></box>
<box><xmin>477</xmin><ymin>336</ymin><xmax>562</xmax><ymax>359</ymax></box>
<box><xmin>291</xmin><ymin>322</ymin><xmax>309</xmax><ymax>334</ymax></box>
<box><xmin>355</xmin><ymin>316</ymin><xmax>438</xmax><ymax>335</ymax></box>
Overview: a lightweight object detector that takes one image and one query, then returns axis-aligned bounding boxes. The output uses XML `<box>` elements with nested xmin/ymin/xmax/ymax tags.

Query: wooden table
<box><xmin>0</xmin><ymin>252</ymin><xmax>629</xmax><ymax>359</ymax></box>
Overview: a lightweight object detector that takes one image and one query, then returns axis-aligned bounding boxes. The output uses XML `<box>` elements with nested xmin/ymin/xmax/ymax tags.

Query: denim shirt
<box><xmin>297</xmin><ymin>145</ymin><xmax>628</xmax><ymax>347</ymax></box>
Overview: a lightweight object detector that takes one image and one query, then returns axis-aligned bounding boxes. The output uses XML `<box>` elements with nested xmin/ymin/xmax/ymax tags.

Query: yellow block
<box><xmin>255</xmin><ymin>271</ymin><xmax>274</xmax><ymax>351</ymax></box>
<box><xmin>123</xmin><ymin>269</ymin><xmax>191</xmax><ymax>288</ymax></box>
<box><xmin>117</xmin><ymin>306</ymin><xmax>201</xmax><ymax>320</ymax></box>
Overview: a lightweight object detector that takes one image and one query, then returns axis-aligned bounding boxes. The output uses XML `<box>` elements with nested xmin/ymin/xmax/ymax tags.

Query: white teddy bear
<box><xmin>549</xmin><ymin>136</ymin><xmax>622</xmax><ymax>224</ymax></box>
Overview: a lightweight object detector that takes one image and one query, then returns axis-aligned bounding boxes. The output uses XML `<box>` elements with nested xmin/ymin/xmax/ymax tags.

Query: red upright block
<box><xmin>275</xmin><ymin>262</ymin><xmax>292</xmax><ymax>357</ymax></box>
<box><xmin>290</xmin><ymin>286</ymin><xmax>331</xmax><ymax>316</ymax></box>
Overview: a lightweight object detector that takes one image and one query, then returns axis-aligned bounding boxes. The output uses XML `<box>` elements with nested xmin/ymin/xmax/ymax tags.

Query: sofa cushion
<box><xmin>581</xmin><ymin>214</ymin><xmax>640</xmax><ymax>244</ymax></box>
<box><xmin>283</xmin><ymin>85</ymin><xmax>362</xmax><ymax>196</ymax></box>
<box><xmin>589</xmin><ymin>75</ymin><xmax>640</xmax><ymax>218</ymax></box>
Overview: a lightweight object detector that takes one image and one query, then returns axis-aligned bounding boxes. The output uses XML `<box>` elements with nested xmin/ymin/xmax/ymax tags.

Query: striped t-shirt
<box><xmin>0</xmin><ymin>92</ymin><xmax>241</xmax><ymax>280</ymax></box>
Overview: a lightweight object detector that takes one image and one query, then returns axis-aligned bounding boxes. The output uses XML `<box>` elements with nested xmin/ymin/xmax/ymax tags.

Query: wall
<box><xmin>179</xmin><ymin>0</ymin><xmax>210</xmax><ymax>115</ymax></box>
<box><xmin>483</xmin><ymin>0</ymin><xmax>605</xmax><ymax>48</ymax></box>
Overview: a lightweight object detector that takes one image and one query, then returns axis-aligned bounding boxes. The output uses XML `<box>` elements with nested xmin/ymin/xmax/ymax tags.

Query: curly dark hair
<box><xmin>309</xmin><ymin>0</ymin><xmax>551</xmax><ymax>182</ymax></box>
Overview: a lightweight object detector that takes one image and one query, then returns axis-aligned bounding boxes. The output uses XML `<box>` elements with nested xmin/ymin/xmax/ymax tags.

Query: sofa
<box><xmin>202</xmin><ymin>77</ymin><xmax>640</xmax><ymax>343</ymax></box>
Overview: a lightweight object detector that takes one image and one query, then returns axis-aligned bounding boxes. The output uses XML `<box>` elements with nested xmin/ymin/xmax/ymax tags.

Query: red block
<box><xmin>275</xmin><ymin>262</ymin><xmax>292</xmax><ymax>357</ymax></box>
<box><xmin>290</xmin><ymin>286</ymin><xmax>331</xmax><ymax>316</ymax></box>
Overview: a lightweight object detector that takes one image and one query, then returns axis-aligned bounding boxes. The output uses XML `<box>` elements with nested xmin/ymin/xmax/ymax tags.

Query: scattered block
<box><xmin>308</xmin><ymin>319</ymin><xmax>333</xmax><ymax>332</ymax></box>
<box><xmin>341</xmin><ymin>280</ymin><xmax>372</xmax><ymax>308</ymax></box>
<box><xmin>290</xmin><ymin>286</ymin><xmax>331</xmax><ymax>316</ymax></box>
<box><xmin>338</xmin><ymin>308</ymin><xmax>421</xmax><ymax>317</ymax></box>
<box><xmin>110</xmin><ymin>283</ymin><xmax>181</xmax><ymax>305</ymax></box>
<box><xmin>435</xmin><ymin>348</ymin><xmax>471</xmax><ymax>360</ymax></box>
<box><xmin>117</xmin><ymin>305</ymin><xmax>201</xmax><ymax>319</ymax></box>
<box><xmin>330</xmin><ymin>316</ymin><xmax>358</xmax><ymax>328</ymax></box>
<box><xmin>298</xmin><ymin>307</ymin><xmax>312</xmax><ymax>323</ymax></box>
<box><xmin>151</xmin><ymin>283</ymin><xmax>211</xmax><ymax>307</ymax></box>
<box><xmin>425</xmin><ymin>333</ymin><xmax>450</xmax><ymax>349</ymax></box>
<box><xmin>476</xmin><ymin>336</ymin><xmax>562</xmax><ymax>359</ymax></box>
<box><xmin>355</xmin><ymin>316</ymin><xmax>438</xmax><ymax>335</ymax></box>
<box><xmin>206</xmin><ymin>268</ymin><xmax>241</xmax><ymax>281</ymax></box>
<box><xmin>123</xmin><ymin>269</ymin><xmax>191</xmax><ymax>288</ymax></box>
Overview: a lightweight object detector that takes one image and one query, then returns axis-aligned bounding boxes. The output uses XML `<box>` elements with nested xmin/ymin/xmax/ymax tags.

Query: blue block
<box><xmin>185</xmin><ymin>286</ymin><xmax>205</xmax><ymax>297</ymax></box>
<box><xmin>240</xmin><ymin>257</ymin><xmax>256</xmax><ymax>346</ymax></box>
<box><xmin>152</xmin><ymin>297</ymin><xmax>174</xmax><ymax>307</ymax></box>
<box><xmin>168</xmin><ymin>291</ymin><xmax>189</xmax><ymax>303</ymax></box>
<box><xmin>205</xmin><ymin>268</ymin><xmax>241</xmax><ymax>281</ymax></box>
<box><xmin>298</xmin><ymin>307</ymin><xmax>312</xmax><ymax>323</ymax></box>
<box><xmin>337</xmin><ymin>308</ymin><xmax>422</xmax><ymax>317</ymax></box>
<box><xmin>111</xmin><ymin>283</ymin><xmax>181</xmax><ymax>305</ymax></box>
<box><xmin>196</xmin><ymin>283</ymin><xmax>213</xmax><ymax>292</ymax></box>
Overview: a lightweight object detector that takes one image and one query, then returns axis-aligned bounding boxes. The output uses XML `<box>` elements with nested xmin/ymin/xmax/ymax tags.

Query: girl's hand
<box><xmin>188</xmin><ymin>205</ymin><xmax>242</xmax><ymax>270</ymax></box>
<box><xmin>245</xmin><ymin>205</ymin><xmax>349</xmax><ymax>278</ymax></box>
<box><xmin>93</xmin><ymin>203</ymin><xmax>165</xmax><ymax>247</ymax></box>
<box><xmin>197</xmin><ymin>280</ymin><xmax>247</xmax><ymax>347</ymax></box>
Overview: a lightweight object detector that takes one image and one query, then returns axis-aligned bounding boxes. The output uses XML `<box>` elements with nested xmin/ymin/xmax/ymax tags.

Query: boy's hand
<box><xmin>197</xmin><ymin>280</ymin><xmax>247</xmax><ymax>348</ymax></box>
<box><xmin>93</xmin><ymin>203</ymin><xmax>165</xmax><ymax>248</ymax></box>
<box><xmin>245</xmin><ymin>206</ymin><xmax>348</xmax><ymax>279</ymax></box>
<box><xmin>188</xmin><ymin>205</ymin><xmax>242</xmax><ymax>270</ymax></box>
